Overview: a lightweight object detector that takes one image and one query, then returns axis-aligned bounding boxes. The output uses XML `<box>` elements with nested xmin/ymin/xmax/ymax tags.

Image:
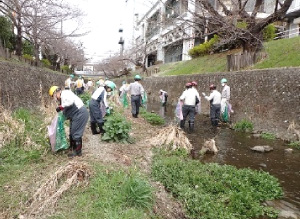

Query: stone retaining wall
<box><xmin>117</xmin><ymin>68</ymin><xmax>300</xmax><ymax>140</ymax></box>
<box><xmin>0</xmin><ymin>60</ymin><xmax>66</xmax><ymax>109</ymax></box>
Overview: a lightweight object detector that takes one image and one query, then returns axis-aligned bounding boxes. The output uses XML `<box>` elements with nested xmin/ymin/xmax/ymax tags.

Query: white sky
<box><xmin>67</xmin><ymin>0</ymin><xmax>156</xmax><ymax>63</ymax></box>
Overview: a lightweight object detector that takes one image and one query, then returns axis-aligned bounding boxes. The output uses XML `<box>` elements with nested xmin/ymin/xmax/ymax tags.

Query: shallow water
<box><xmin>146</xmin><ymin>102</ymin><xmax>300</xmax><ymax>210</ymax></box>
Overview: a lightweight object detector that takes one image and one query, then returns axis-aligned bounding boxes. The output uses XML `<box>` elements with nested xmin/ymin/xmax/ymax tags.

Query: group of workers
<box><xmin>48</xmin><ymin>74</ymin><xmax>145</xmax><ymax>158</ymax></box>
<box><xmin>48</xmin><ymin>73</ymin><xmax>231</xmax><ymax>157</ymax></box>
<box><xmin>179</xmin><ymin>78</ymin><xmax>231</xmax><ymax>132</ymax></box>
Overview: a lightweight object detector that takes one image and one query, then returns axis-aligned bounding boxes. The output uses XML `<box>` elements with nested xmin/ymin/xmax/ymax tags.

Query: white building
<box><xmin>134</xmin><ymin>0</ymin><xmax>294</xmax><ymax>66</ymax></box>
<box><xmin>285</xmin><ymin>0</ymin><xmax>300</xmax><ymax>38</ymax></box>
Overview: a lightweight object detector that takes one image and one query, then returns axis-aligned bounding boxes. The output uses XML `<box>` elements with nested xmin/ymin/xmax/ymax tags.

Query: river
<box><xmin>146</xmin><ymin>102</ymin><xmax>300</xmax><ymax>213</ymax></box>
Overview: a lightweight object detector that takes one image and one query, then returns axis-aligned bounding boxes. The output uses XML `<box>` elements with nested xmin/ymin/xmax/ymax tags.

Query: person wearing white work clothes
<box><xmin>220</xmin><ymin>78</ymin><xmax>232</xmax><ymax>121</ymax></box>
<box><xmin>202</xmin><ymin>84</ymin><xmax>221</xmax><ymax>127</ymax></box>
<box><xmin>159</xmin><ymin>89</ymin><xmax>168</xmax><ymax>106</ymax></box>
<box><xmin>126</xmin><ymin>75</ymin><xmax>145</xmax><ymax>118</ymax></box>
<box><xmin>64</xmin><ymin>74</ymin><xmax>74</xmax><ymax>90</ymax></box>
<box><xmin>89</xmin><ymin>82</ymin><xmax>115</xmax><ymax>135</ymax></box>
<box><xmin>48</xmin><ymin>86</ymin><xmax>89</xmax><ymax>157</ymax></box>
<box><xmin>179</xmin><ymin>82</ymin><xmax>199</xmax><ymax>132</ymax></box>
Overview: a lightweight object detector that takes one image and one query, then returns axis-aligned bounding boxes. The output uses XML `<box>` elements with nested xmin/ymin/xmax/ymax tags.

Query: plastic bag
<box><xmin>142</xmin><ymin>92</ymin><xmax>148</xmax><ymax>109</ymax></box>
<box><xmin>48</xmin><ymin>114</ymin><xmax>58</xmax><ymax>152</ymax></box>
<box><xmin>221</xmin><ymin>105</ymin><xmax>229</xmax><ymax>122</ymax></box>
<box><xmin>175</xmin><ymin>101</ymin><xmax>183</xmax><ymax>121</ymax></box>
<box><xmin>120</xmin><ymin>91</ymin><xmax>128</xmax><ymax>108</ymax></box>
<box><xmin>55</xmin><ymin>112</ymin><xmax>69</xmax><ymax>152</ymax></box>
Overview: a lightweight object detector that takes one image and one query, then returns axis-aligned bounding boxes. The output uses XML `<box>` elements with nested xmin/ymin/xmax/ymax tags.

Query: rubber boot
<box><xmin>189</xmin><ymin>122</ymin><xmax>195</xmax><ymax>133</ymax></box>
<box><xmin>180</xmin><ymin>120</ymin><xmax>185</xmax><ymax>129</ymax></box>
<box><xmin>91</xmin><ymin>122</ymin><xmax>100</xmax><ymax>135</ymax></box>
<box><xmin>98</xmin><ymin>122</ymin><xmax>105</xmax><ymax>134</ymax></box>
<box><xmin>68</xmin><ymin>138</ymin><xmax>82</xmax><ymax>157</ymax></box>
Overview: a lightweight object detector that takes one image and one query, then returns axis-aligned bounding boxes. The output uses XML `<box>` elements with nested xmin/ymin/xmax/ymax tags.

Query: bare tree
<box><xmin>94</xmin><ymin>55</ymin><xmax>131</xmax><ymax>78</ymax></box>
<box><xmin>186</xmin><ymin>0</ymin><xmax>294</xmax><ymax>52</ymax></box>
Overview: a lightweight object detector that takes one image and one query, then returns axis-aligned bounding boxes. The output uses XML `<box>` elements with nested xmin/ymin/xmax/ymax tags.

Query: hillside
<box><xmin>157</xmin><ymin>36</ymin><xmax>300</xmax><ymax>76</ymax></box>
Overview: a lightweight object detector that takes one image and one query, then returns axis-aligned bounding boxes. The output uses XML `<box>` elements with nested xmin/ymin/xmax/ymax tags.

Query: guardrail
<box><xmin>274</xmin><ymin>27</ymin><xmax>300</xmax><ymax>40</ymax></box>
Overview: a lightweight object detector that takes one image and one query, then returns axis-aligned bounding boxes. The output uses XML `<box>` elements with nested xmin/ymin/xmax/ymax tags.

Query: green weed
<box><xmin>152</xmin><ymin>148</ymin><xmax>282</xmax><ymax>219</ymax></box>
<box><xmin>52</xmin><ymin>165</ymin><xmax>155</xmax><ymax>219</ymax></box>
<box><xmin>102</xmin><ymin>112</ymin><xmax>132</xmax><ymax>143</ymax></box>
<box><xmin>288</xmin><ymin>141</ymin><xmax>300</xmax><ymax>149</ymax></box>
<box><xmin>233</xmin><ymin>119</ymin><xmax>254</xmax><ymax>132</ymax></box>
<box><xmin>140</xmin><ymin>109</ymin><xmax>165</xmax><ymax>125</ymax></box>
<box><xmin>261</xmin><ymin>132</ymin><xmax>276</xmax><ymax>140</ymax></box>
<box><xmin>78</xmin><ymin>92</ymin><xmax>91</xmax><ymax>106</ymax></box>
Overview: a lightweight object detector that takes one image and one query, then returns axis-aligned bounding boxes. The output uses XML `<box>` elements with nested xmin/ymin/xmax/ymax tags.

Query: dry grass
<box><xmin>22</xmin><ymin>161</ymin><xmax>92</xmax><ymax>218</ymax></box>
<box><xmin>147</xmin><ymin>125</ymin><xmax>193</xmax><ymax>152</ymax></box>
<box><xmin>0</xmin><ymin>106</ymin><xmax>25</xmax><ymax>149</ymax></box>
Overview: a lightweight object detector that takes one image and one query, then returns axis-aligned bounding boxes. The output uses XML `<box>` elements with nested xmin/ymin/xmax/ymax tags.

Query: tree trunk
<box><xmin>15</xmin><ymin>21</ymin><xmax>22</xmax><ymax>56</ymax></box>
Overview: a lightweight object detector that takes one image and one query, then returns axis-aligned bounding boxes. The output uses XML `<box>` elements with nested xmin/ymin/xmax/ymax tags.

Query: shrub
<box><xmin>189</xmin><ymin>35</ymin><xmax>219</xmax><ymax>58</ymax></box>
<box><xmin>263</xmin><ymin>24</ymin><xmax>276</xmax><ymax>42</ymax></box>
<box><xmin>102</xmin><ymin>113</ymin><xmax>132</xmax><ymax>143</ymax></box>
<box><xmin>236</xmin><ymin>21</ymin><xmax>248</xmax><ymax>29</ymax></box>
<box><xmin>61</xmin><ymin>65</ymin><xmax>71</xmax><ymax>74</ymax></box>
<box><xmin>261</xmin><ymin>132</ymin><xmax>276</xmax><ymax>140</ymax></box>
<box><xmin>23</xmin><ymin>54</ymin><xmax>33</xmax><ymax>61</ymax></box>
<box><xmin>140</xmin><ymin>109</ymin><xmax>165</xmax><ymax>125</ymax></box>
<box><xmin>41</xmin><ymin>58</ymin><xmax>51</xmax><ymax>67</ymax></box>
<box><xmin>152</xmin><ymin>148</ymin><xmax>283</xmax><ymax>219</ymax></box>
<box><xmin>233</xmin><ymin>119</ymin><xmax>254</xmax><ymax>132</ymax></box>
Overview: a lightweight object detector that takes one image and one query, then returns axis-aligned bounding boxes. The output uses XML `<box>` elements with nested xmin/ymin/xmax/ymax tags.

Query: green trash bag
<box><xmin>142</xmin><ymin>92</ymin><xmax>148</xmax><ymax>109</ymax></box>
<box><xmin>121</xmin><ymin>92</ymin><xmax>129</xmax><ymax>108</ymax></box>
<box><xmin>55</xmin><ymin>112</ymin><xmax>69</xmax><ymax>152</ymax></box>
<box><xmin>221</xmin><ymin>105</ymin><xmax>229</xmax><ymax>123</ymax></box>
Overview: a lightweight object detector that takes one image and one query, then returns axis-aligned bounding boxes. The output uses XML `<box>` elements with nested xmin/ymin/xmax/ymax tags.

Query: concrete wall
<box><xmin>0</xmin><ymin>60</ymin><xmax>66</xmax><ymax>110</ymax></box>
<box><xmin>118</xmin><ymin>68</ymin><xmax>300</xmax><ymax>140</ymax></box>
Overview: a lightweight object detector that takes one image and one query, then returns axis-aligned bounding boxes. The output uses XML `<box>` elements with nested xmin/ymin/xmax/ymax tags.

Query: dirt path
<box><xmin>82</xmin><ymin>110</ymin><xmax>186</xmax><ymax>219</ymax></box>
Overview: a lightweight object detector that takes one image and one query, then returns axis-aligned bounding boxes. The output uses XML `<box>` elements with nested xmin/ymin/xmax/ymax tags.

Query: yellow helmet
<box><xmin>49</xmin><ymin>86</ymin><xmax>59</xmax><ymax>97</ymax></box>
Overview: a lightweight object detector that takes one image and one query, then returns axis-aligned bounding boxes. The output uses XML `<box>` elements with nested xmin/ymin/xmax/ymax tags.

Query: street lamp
<box><xmin>118</xmin><ymin>28</ymin><xmax>124</xmax><ymax>57</ymax></box>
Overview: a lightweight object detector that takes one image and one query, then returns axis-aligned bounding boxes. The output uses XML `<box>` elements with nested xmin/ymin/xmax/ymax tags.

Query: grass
<box><xmin>51</xmin><ymin>165</ymin><xmax>156</xmax><ymax>219</ymax></box>
<box><xmin>253</xmin><ymin>37</ymin><xmax>300</xmax><ymax>69</ymax></box>
<box><xmin>140</xmin><ymin>109</ymin><xmax>165</xmax><ymax>125</ymax></box>
<box><xmin>233</xmin><ymin>119</ymin><xmax>254</xmax><ymax>132</ymax></box>
<box><xmin>157</xmin><ymin>37</ymin><xmax>300</xmax><ymax>76</ymax></box>
<box><xmin>152</xmin><ymin>148</ymin><xmax>283</xmax><ymax>219</ymax></box>
<box><xmin>288</xmin><ymin>141</ymin><xmax>300</xmax><ymax>150</ymax></box>
<box><xmin>261</xmin><ymin>132</ymin><xmax>276</xmax><ymax>140</ymax></box>
<box><xmin>0</xmin><ymin>108</ymin><xmax>66</xmax><ymax>216</ymax></box>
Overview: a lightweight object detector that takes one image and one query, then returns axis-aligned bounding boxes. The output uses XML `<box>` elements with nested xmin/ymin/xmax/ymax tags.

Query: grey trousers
<box><xmin>131</xmin><ymin>95</ymin><xmax>141</xmax><ymax>115</ymax></box>
<box><xmin>89</xmin><ymin>99</ymin><xmax>104</xmax><ymax>124</ymax></box>
<box><xmin>70</xmin><ymin>106</ymin><xmax>89</xmax><ymax>140</ymax></box>
<box><xmin>210</xmin><ymin>104</ymin><xmax>221</xmax><ymax>126</ymax></box>
<box><xmin>182</xmin><ymin>105</ymin><xmax>196</xmax><ymax>124</ymax></box>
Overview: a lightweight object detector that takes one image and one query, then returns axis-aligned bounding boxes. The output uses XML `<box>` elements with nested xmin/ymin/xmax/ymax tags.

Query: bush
<box><xmin>189</xmin><ymin>35</ymin><xmax>219</xmax><ymax>58</ymax></box>
<box><xmin>140</xmin><ymin>109</ymin><xmax>165</xmax><ymax>125</ymax></box>
<box><xmin>152</xmin><ymin>149</ymin><xmax>283</xmax><ymax>219</ymax></box>
<box><xmin>41</xmin><ymin>58</ymin><xmax>51</xmax><ymax>67</ymax></box>
<box><xmin>263</xmin><ymin>24</ymin><xmax>276</xmax><ymax>42</ymax></box>
<box><xmin>61</xmin><ymin>65</ymin><xmax>71</xmax><ymax>74</ymax></box>
<box><xmin>233</xmin><ymin>119</ymin><xmax>254</xmax><ymax>132</ymax></box>
<box><xmin>23</xmin><ymin>54</ymin><xmax>33</xmax><ymax>61</ymax></box>
<box><xmin>102</xmin><ymin>112</ymin><xmax>132</xmax><ymax>143</ymax></box>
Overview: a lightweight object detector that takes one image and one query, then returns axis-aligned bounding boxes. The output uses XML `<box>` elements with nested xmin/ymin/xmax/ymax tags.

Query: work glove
<box><xmin>56</xmin><ymin>105</ymin><xmax>64</xmax><ymax>112</ymax></box>
<box><xmin>106</xmin><ymin>107</ymin><xmax>111</xmax><ymax>115</ymax></box>
<box><xmin>202</xmin><ymin>92</ymin><xmax>206</xmax><ymax>97</ymax></box>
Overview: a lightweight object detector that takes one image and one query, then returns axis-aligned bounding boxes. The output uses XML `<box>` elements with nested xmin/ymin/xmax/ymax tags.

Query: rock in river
<box><xmin>250</xmin><ymin>145</ymin><xmax>274</xmax><ymax>153</ymax></box>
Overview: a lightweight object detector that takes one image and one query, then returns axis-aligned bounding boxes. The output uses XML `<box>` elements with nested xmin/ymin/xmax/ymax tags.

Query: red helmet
<box><xmin>185</xmin><ymin>82</ymin><xmax>192</xmax><ymax>88</ymax></box>
<box><xmin>209</xmin><ymin>84</ymin><xmax>216</xmax><ymax>90</ymax></box>
<box><xmin>191</xmin><ymin>81</ymin><xmax>198</xmax><ymax>86</ymax></box>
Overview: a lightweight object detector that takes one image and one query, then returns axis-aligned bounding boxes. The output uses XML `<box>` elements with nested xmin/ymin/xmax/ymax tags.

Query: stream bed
<box><xmin>146</xmin><ymin>102</ymin><xmax>300</xmax><ymax>213</ymax></box>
